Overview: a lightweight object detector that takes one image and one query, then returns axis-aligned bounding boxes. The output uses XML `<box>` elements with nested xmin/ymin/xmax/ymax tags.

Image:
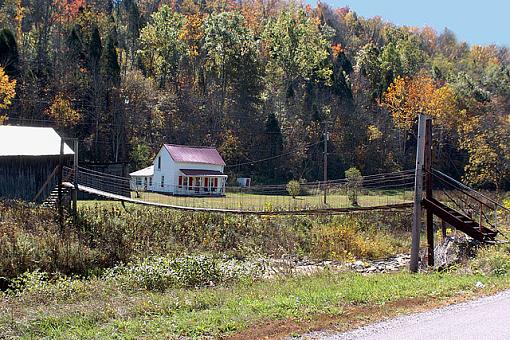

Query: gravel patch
<box><xmin>300</xmin><ymin>289</ymin><xmax>510</xmax><ymax>340</ymax></box>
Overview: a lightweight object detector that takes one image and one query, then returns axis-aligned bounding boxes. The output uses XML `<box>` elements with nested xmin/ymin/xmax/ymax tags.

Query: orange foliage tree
<box><xmin>381</xmin><ymin>74</ymin><xmax>461</xmax><ymax>132</ymax></box>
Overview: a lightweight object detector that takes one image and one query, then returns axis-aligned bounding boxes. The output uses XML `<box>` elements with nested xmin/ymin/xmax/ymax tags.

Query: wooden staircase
<box><xmin>42</xmin><ymin>185</ymin><xmax>72</xmax><ymax>209</ymax></box>
<box><xmin>34</xmin><ymin>165</ymin><xmax>74</xmax><ymax>210</ymax></box>
<box><xmin>423</xmin><ymin>197</ymin><xmax>498</xmax><ymax>243</ymax></box>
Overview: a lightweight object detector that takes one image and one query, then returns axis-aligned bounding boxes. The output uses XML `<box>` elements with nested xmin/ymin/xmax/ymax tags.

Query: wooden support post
<box><xmin>58</xmin><ymin>138</ymin><xmax>64</xmax><ymax>231</ymax></box>
<box><xmin>410</xmin><ymin>114</ymin><xmax>427</xmax><ymax>273</ymax></box>
<box><xmin>323</xmin><ymin>122</ymin><xmax>329</xmax><ymax>205</ymax></box>
<box><xmin>424</xmin><ymin>118</ymin><xmax>434</xmax><ymax>267</ymax></box>
<box><xmin>479</xmin><ymin>202</ymin><xmax>483</xmax><ymax>228</ymax></box>
<box><xmin>494</xmin><ymin>204</ymin><xmax>498</xmax><ymax>230</ymax></box>
<box><xmin>72</xmin><ymin>139</ymin><xmax>79</xmax><ymax>227</ymax></box>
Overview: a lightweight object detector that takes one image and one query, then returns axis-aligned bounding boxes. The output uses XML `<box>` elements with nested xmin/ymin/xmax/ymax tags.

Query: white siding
<box><xmin>152</xmin><ymin>146</ymin><xmax>174</xmax><ymax>193</ymax></box>
<box><xmin>150</xmin><ymin>146</ymin><xmax>226</xmax><ymax>194</ymax></box>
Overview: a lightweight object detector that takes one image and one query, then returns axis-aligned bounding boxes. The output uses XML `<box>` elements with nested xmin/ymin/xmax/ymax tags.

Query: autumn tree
<box><xmin>458</xmin><ymin>104</ymin><xmax>510</xmax><ymax>191</ymax></box>
<box><xmin>45</xmin><ymin>93</ymin><xmax>81</xmax><ymax>127</ymax></box>
<box><xmin>0</xmin><ymin>0</ymin><xmax>509</xmax><ymax>188</ymax></box>
<box><xmin>0</xmin><ymin>66</ymin><xmax>16</xmax><ymax>123</ymax></box>
<box><xmin>381</xmin><ymin>74</ymin><xmax>460</xmax><ymax>132</ymax></box>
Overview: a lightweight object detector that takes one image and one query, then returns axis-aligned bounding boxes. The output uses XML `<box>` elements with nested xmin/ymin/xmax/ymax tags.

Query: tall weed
<box><xmin>0</xmin><ymin>201</ymin><xmax>411</xmax><ymax>280</ymax></box>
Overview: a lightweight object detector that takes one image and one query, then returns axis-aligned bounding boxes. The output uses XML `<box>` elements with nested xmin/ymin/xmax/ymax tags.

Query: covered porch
<box><xmin>176</xmin><ymin>169</ymin><xmax>227</xmax><ymax>196</ymax></box>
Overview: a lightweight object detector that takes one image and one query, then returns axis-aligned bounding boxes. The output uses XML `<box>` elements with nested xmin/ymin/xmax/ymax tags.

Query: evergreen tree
<box><xmin>100</xmin><ymin>35</ymin><xmax>121</xmax><ymax>87</ymax></box>
<box><xmin>67</xmin><ymin>25</ymin><xmax>85</xmax><ymax>63</ymax></box>
<box><xmin>0</xmin><ymin>28</ymin><xmax>19</xmax><ymax>77</ymax></box>
<box><xmin>264</xmin><ymin>112</ymin><xmax>284</xmax><ymax>179</ymax></box>
<box><xmin>88</xmin><ymin>25</ymin><xmax>102</xmax><ymax>70</ymax></box>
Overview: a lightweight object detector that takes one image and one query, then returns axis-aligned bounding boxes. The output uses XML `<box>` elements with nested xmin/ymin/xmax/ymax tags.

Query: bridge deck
<box><xmin>63</xmin><ymin>182</ymin><xmax>413</xmax><ymax>215</ymax></box>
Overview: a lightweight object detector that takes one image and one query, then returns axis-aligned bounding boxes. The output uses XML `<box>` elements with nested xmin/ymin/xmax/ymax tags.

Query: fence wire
<box><xmin>64</xmin><ymin>166</ymin><xmax>415</xmax><ymax>214</ymax></box>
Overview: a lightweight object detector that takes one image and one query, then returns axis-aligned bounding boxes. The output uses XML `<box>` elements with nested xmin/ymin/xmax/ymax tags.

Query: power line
<box><xmin>225</xmin><ymin>140</ymin><xmax>323</xmax><ymax>168</ymax></box>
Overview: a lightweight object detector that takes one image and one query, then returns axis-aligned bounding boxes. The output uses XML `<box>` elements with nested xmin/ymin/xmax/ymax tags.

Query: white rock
<box><xmin>475</xmin><ymin>281</ymin><xmax>485</xmax><ymax>289</ymax></box>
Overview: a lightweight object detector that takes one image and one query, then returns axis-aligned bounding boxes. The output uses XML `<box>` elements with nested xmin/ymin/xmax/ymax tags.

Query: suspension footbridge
<box><xmin>59</xmin><ymin>166</ymin><xmax>416</xmax><ymax>215</ymax></box>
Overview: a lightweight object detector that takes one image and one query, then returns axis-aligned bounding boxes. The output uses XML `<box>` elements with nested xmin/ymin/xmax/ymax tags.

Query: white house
<box><xmin>129</xmin><ymin>144</ymin><xmax>227</xmax><ymax>196</ymax></box>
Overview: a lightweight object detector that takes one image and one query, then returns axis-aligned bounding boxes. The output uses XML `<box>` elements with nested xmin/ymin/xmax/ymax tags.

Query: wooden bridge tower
<box><xmin>410</xmin><ymin>115</ymin><xmax>498</xmax><ymax>272</ymax></box>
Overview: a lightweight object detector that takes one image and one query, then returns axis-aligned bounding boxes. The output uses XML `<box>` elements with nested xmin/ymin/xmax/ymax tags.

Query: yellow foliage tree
<box><xmin>45</xmin><ymin>93</ymin><xmax>81</xmax><ymax>127</ymax></box>
<box><xmin>180</xmin><ymin>13</ymin><xmax>204</xmax><ymax>59</ymax></box>
<box><xmin>381</xmin><ymin>74</ymin><xmax>461</xmax><ymax>132</ymax></box>
<box><xmin>458</xmin><ymin>101</ymin><xmax>510</xmax><ymax>190</ymax></box>
<box><xmin>218</xmin><ymin>129</ymin><xmax>246</xmax><ymax>165</ymax></box>
<box><xmin>0</xmin><ymin>67</ymin><xmax>16</xmax><ymax>124</ymax></box>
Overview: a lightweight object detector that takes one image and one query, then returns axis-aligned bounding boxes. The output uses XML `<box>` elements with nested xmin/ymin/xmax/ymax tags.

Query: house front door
<box><xmin>195</xmin><ymin>177</ymin><xmax>201</xmax><ymax>193</ymax></box>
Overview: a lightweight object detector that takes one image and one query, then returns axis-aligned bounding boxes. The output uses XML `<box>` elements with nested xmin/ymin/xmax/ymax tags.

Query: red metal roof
<box><xmin>164</xmin><ymin>144</ymin><xmax>226</xmax><ymax>166</ymax></box>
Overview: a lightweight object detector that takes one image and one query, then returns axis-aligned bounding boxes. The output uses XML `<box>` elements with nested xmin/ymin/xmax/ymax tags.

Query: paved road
<box><xmin>311</xmin><ymin>290</ymin><xmax>510</xmax><ymax>340</ymax></box>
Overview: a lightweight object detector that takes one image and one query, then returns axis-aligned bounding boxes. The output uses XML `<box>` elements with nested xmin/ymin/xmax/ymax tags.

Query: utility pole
<box><xmin>323</xmin><ymin>121</ymin><xmax>329</xmax><ymax>205</ymax></box>
<box><xmin>410</xmin><ymin>114</ymin><xmax>427</xmax><ymax>273</ymax></box>
<box><xmin>58</xmin><ymin>138</ymin><xmax>64</xmax><ymax>231</ymax></box>
<box><xmin>72</xmin><ymin>138</ymin><xmax>79</xmax><ymax>227</ymax></box>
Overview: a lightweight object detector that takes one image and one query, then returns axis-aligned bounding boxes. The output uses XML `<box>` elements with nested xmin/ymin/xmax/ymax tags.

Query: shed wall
<box><xmin>0</xmin><ymin>155</ymin><xmax>73</xmax><ymax>202</ymax></box>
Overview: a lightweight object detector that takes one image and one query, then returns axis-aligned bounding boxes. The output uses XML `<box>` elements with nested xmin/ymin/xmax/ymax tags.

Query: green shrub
<box><xmin>118</xmin><ymin>255</ymin><xmax>261</xmax><ymax>290</ymax></box>
<box><xmin>286</xmin><ymin>180</ymin><xmax>301</xmax><ymax>198</ymax></box>
<box><xmin>345</xmin><ymin>167</ymin><xmax>362</xmax><ymax>206</ymax></box>
<box><xmin>471</xmin><ymin>246</ymin><xmax>510</xmax><ymax>276</ymax></box>
<box><xmin>7</xmin><ymin>256</ymin><xmax>262</xmax><ymax>298</ymax></box>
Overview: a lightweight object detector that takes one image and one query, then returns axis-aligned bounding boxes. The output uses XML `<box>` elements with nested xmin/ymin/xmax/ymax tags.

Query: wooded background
<box><xmin>0</xmin><ymin>0</ymin><xmax>508</xmax><ymax>188</ymax></box>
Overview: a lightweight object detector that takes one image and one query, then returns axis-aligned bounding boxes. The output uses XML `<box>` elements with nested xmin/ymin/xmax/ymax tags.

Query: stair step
<box><xmin>42</xmin><ymin>184</ymin><xmax>72</xmax><ymax>208</ymax></box>
<box><xmin>423</xmin><ymin>197</ymin><xmax>497</xmax><ymax>243</ymax></box>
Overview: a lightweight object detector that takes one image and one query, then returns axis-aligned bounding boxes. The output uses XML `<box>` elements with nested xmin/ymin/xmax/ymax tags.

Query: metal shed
<box><xmin>0</xmin><ymin>126</ymin><xmax>74</xmax><ymax>202</ymax></box>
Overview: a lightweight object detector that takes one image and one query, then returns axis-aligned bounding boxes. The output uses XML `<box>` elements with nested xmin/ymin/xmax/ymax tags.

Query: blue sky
<box><xmin>309</xmin><ymin>0</ymin><xmax>509</xmax><ymax>47</ymax></box>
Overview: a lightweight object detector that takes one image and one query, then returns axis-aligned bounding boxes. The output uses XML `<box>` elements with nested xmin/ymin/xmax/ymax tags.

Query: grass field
<box><xmin>80</xmin><ymin>189</ymin><xmax>414</xmax><ymax>211</ymax></box>
<box><xmin>2</xmin><ymin>270</ymin><xmax>510</xmax><ymax>338</ymax></box>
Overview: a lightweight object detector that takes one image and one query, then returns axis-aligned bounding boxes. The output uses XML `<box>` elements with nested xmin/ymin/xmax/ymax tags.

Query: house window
<box><xmin>204</xmin><ymin>178</ymin><xmax>209</xmax><ymax>192</ymax></box>
<box><xmin>136</xmin><ymin>177</ymin><xmax>142</xmax><ymax>186</ymax></box>
<box><xmin>149</xmin><ymin>177</ymin><xmax>153</xmax><ymax>186</ymax></box>
<box><xmin>178</xmin><ymin>176</ymin><xmax>183</xmax><ymax>188</ymax></box>
<box><xmin>157</xmin><ymin>156</ymin><xmax>161</xmax><ymax>170</ymax></box>
<box><xmin>161</xmin><ymin>175</ymin><xmax>165</xmax><ymax>188</ymax></box>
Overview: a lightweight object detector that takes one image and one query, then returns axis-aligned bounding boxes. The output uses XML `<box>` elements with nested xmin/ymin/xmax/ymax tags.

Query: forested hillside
<box><xmin>0</xmin><ymin>0</ymin><xmax>509</xmax><ymax>188</ymax></box>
